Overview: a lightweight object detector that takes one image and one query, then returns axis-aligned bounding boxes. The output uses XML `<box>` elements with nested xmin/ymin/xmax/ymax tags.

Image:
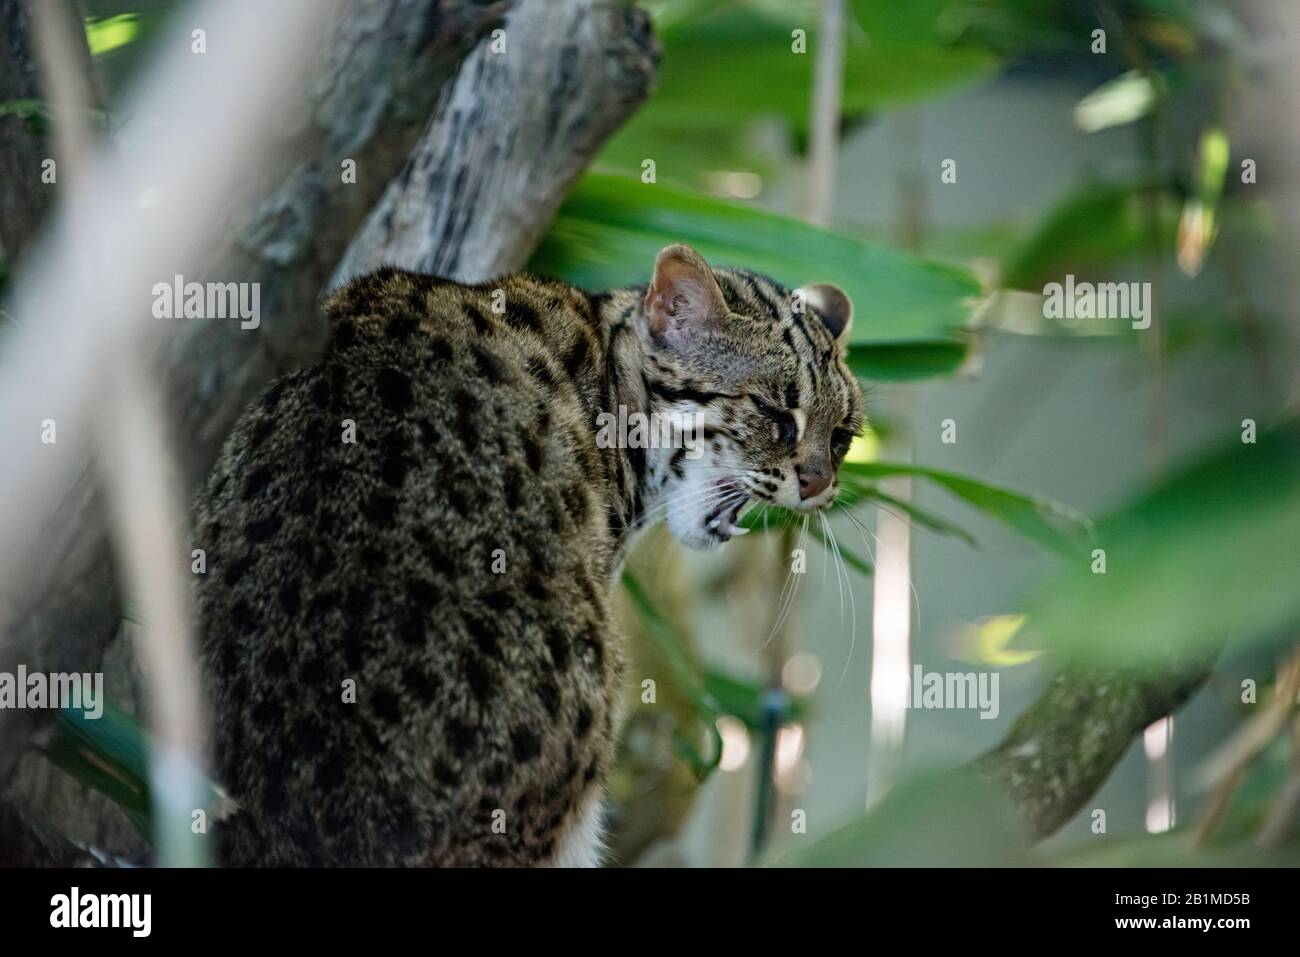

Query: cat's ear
<box><xmin>797</xmin><ymin>283</ymin><xmax>853</xmax><ymax>344</ymax></box>
<box><xmin>644</xmin><ymin>244</ymin><xmax>729</xmax><ymax>348</ymax></box>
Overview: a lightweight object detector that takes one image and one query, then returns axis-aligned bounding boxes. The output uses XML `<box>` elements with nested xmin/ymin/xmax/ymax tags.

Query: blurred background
<box><xmin>1</xmin><ymin>0</ymin><xmax>1297</xmax><ymax>867</ymax></box>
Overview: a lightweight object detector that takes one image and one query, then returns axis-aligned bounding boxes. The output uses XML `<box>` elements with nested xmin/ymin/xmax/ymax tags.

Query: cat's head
<box><xmin>640</xmin><ymin>243</ymin><xmax>864</xmax><ymax>550</ymax></box>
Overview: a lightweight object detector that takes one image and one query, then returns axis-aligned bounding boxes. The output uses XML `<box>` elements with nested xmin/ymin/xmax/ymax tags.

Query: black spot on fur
<box><xmin>315</xmin><ymin>754</ymin><xmax>345</xmax><ymax>790</ymax></box>
<box><xmin>311</xmin><ymin>546</ymin><xmax>337</xmax><ymax>578</ymax></box>
<box><xmin>371</xmin><ymin>686</ymin><xmax>402</xmax><ymax>725</ymax></box>
<box><xmin>278</xmin><ymin>580</ymin><xmax>301</xmax><ymax>618</ymax></box>
<box><xmin>331</xmin><ymin>320</ymin><xmax>358</xmax><ymax>351</ymax></box>
<box><xmin>223</xmin><ymin>554</ymin><xmax>253</xmax><ymax>587</ymax></box>
<box><xmin>562</xmin><ymin>333</ymin><xmax>591</xmax><ymax>376</ymax></box>
<box><xmin>464</xmin><ymin>304</ymin><xmax>494</xmax><ymax>336</ymax></box>
<box><xmin>525</xmin><ymin>355</ymin><xmax>557</xmax><ymax>389</ymax></box>
<box><xmin>242</xmin><ymin>466</ymin><xmax>273</xmax><ymax>500</ymax></box>
<box><xmin>293</xmin><ymin>718</ymin><xmax>326</xmax><ymax>757</ymax></box>
<box><xmin>360</xmin><ymin>545</ymin><xmax>387</xmax><ymax>571</ymax></box>
<box><xmin>446</xmin><ymin>717</ymin><xmax>477</xmax><ymax>758</ymax></box>
<box><xmin>463</xmin><ymin>653</ymin><xmax>496</xmax><ymax>702</ymax></box>
<box><xmin>505</xmin><ymin>301</ymin><xmax>542</xmax><ymax>333</ymax></box>
<box><xmin>524</xmin><ymin>572</ymin><xmax>549</xmax><ymax>602</ymax></box>
<box><xmin>380</xmin><ymin>448</ymin><xmax>411</xmax><ymax>487</ymax></box>
<box><xmin>408</xmin><ymin>577</ymin><xmax>437</xmax><ymax>612</ymax></box>
<box><xmin>575</xmin><ymin>705</ymin><xmax>593</xmax><ymax>738</ymax></box>
<box><xmin>342</xmin><ymin>628</ymin><xmax>364</xmax><ymax>672</ymax></box>
<box><xmin>471</xmin><ymin>341</ymin><xmax>508</xmax><ymax>383</ymax></box>
<box><xmin>403</xmin><ymin>664</ymin><xmax>439</xmax><ymax>705</ymax></box>
<box><xmin>399</xmin><ymin>613</ymin><xmax>427</xmax><ymax>647</ymax></box>
<box><xmin>537</xmin><ymin>676</ymin><xmax>561</xmax><ymax>717</ymax></box>
<box><xmin>433</xmin><ymin>759</ymin><xmax>458</xmax><ymax>786</ymax></box>
<box><xmin>511</xmin><ymin>726</ymin><xmax>541</xmax><ymax>763</ymax></box>
<box><xmin>310</xmin><ymin>375</ymin><xmax>332</xmax><ymax>407</ymax></box>
<box><xmin>364</xmin><ymin>491</ymin><xmax>398</xmax><ymax>527</ymax></box>
<box><xmin>244</xmin><ymin>515</ymin><xmax>280</xmax><ymax>544</ymax></box>
<box><xmin>249</xmin><ymin>416</ymin><xmax>275</xmax><ymax>448</ymax></box>
<box><xmin>230</xmin><ymin>599</ymin><xmax>256</xmax><ymax>635</ymax></box>
<box><xmin>544</xmin><ymin>626</ymin><xmax>571</xmax><ymax>670</ymax></box>
<box><xmin>261</xmin><ymin>775</ymin><xmax>287</xmax><ymax>816</ymax></box>
<box><xmin>251</xmin><ymin>696</ymin><xmax>281</xmax><ymax>727</ymax></box>
<box><xmin>344</xmin><ymin>584</ymin><xmax>373</xmax><ymax>620</ymax></box>
<box><xmin>388</xmin><ymin>312</ymin><xmax>418</xmax><ymax>340</ymax></box>
<box><xmin>453</xmin><ymin>392</ymin><xmax>479</xmax><ymax>449</ymax></box>
<box><xmin>265</xmin><ymin>647</ymin><xmax>289</xmax><ymax>678</ymax></box>
<box><xmin>522</xmin><ymin>430</ymin><xmax>545</xmax><ymax>473</ymax></box>
<box><xmin>426</xmin><ymin>336</ymin><xmax>453</xmax><ymax>364</ymax></box>
<box><xmin>376</xmin><ymin>367</ymin><xmax>414</xmax><ymax>415</ymax></box>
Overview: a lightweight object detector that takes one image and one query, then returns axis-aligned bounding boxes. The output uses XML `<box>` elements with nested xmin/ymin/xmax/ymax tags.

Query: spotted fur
<box><xmin>193</xmin><ymin>245</ymin><xmax>862</xmax><ymax>866</ymax></box>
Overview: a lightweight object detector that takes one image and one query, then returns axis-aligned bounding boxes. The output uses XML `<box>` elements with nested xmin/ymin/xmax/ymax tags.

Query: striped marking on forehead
<box><xmin>716</xmin><ymin>269</ymin><xmax>845</xmax><ymax>400</ymax></box>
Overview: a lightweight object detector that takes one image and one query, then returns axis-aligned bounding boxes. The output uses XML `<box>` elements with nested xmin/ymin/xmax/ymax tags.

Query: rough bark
<box><xmin>0</xmin><ymin>0</ymin><xmax>507</xmax><ymax>859</ymax></box>
<box><xmin>969</xmin><ymin>664</ymin><xmax>1211</xmax><ymax>840</ymax></box>
<box><xmin>333</xmin><ymin>0</ymin><xmax>658</xmax><ymax>282</ymax></box>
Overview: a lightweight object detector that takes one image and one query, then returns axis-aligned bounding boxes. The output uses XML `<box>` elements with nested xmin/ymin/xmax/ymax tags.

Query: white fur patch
<box><xmin>546</xmin><ymin>795</ymin><xmax>606</xmax><ymax>868</ymax></box>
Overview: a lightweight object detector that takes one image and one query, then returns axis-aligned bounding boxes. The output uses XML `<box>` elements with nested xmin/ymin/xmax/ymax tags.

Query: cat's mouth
<box><xmin>704</xmin><ymin>479</ymin><xmax>751</xmax><ymax>543</ymax></box>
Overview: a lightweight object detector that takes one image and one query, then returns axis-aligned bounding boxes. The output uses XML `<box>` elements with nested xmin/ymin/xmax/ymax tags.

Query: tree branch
<box><xmin>969</xmin><ymin>663</ymin><xmax>1212</xmax><ymax>840</ymax></box>
<box><xmin>333</xmin><ymin>0</ymin><xmax>658</xmax><ymax>282</ymax></box>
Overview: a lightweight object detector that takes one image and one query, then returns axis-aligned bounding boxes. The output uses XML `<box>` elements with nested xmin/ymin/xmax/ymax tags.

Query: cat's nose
<box><xmin>798</xmin><ymin>470</ymin><xmax>831</xmax><ymax>500</ymax></box>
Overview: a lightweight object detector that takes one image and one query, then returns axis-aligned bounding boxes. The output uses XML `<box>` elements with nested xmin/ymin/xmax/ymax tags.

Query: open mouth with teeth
<box><xmin>704</xmin><ymin>479</ymin><xmax>751</xmax><ymax>542</ymax></box>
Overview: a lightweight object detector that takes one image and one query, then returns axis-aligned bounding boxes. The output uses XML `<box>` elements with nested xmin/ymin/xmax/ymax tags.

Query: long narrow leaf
<box><xmin>841</xmin><ymin>461</ymin><xmax>1092</xmax><ymax>556</ymax></box>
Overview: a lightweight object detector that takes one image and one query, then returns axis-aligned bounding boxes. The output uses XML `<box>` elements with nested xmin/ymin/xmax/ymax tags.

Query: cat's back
<box><xmin>193</xmin><ymin>267</ymin><xmax>622</xmax><ymax>866</ymax></box>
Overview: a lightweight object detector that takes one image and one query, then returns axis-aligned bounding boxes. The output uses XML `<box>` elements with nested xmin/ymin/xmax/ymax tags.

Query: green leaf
<box><xmin>42</xmin><ymin>701</ymin><xmax>153</xmax><ymax>838</ymax></box>
<box><xmin>531</xmin><ymin>174</ymin><xmax>982</xmax><ymax>378</ymax></box>
<box><xmin>1024</xmin><ymin>423</ymin><xmax>1300</xmax><ymax>670</ymax></box>
<box><xmin>41</xmin><ymin>696</ymin><xmax>229</xmax><ymax>845</ymax></box>
<box><xmin>838</xmin><ymin>482</ymin><xmax>978</xmax><ymax>547</ymax></box>
<box><xmin>841</xmin><ymin>461</ymin><xmax>1092</xmax><ymax>555</ymax></box>
<box><xmin>846</xmin><ymin>340</ymin><xmax>969</xmax><ymax>381</ymax></box>
<box><xmin>85</xmin><ymin>14</ymin><xmax>141</xmax><ymax>58</ymax></box>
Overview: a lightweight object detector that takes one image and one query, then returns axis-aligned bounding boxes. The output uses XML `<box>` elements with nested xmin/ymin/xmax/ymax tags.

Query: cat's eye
<box><xmin>831</xmin><ymin>428</ymin><xmax>854</xmax><ymax>455</ymax></box>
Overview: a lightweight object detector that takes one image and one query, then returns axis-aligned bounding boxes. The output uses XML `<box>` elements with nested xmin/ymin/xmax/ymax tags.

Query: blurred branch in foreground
<box><xmin>0</xmin><ymin>0</ymin><xmax>506</xmax><ymax>862</ymax></box>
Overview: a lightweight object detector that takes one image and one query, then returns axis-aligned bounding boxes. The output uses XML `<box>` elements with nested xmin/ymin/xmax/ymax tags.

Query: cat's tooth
<box><xmin>730</xmin><ymin>525</ymin><xmax>750</xmax><ymax>536</ymax></box>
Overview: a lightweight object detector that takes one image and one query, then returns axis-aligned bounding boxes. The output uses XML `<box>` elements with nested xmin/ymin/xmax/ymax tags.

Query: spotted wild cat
<box><xmin>192</xmin><ymin>243</ymin><xmax>864</xmax><ymax>866</ymax></box>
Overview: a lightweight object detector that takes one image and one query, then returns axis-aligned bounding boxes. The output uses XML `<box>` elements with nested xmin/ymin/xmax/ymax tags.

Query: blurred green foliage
<box><xmin>1025</xmin><ymin>424</ymin><xmax>1300</xmax><ymax>671</ymax></box>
